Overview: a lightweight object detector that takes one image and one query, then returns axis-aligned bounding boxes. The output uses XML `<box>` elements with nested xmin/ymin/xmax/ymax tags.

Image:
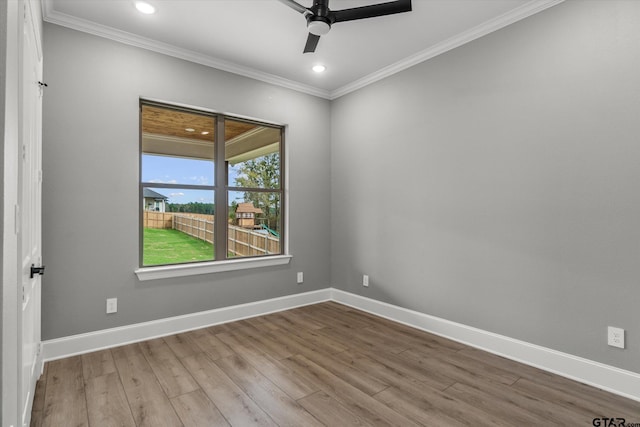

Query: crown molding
<box><xmin>42</xmin><ymin>0</ymin><xmax>564</xmax><ymax>101</ymax></box>
<box><xmin>329</xmin><ymin>0</ymin><xmax>565</xmax><ymax>100</ymax></box>
<box><xmin>41</xmin><ymin>2</ymin><xmax>332</xmax><ymax>100</ymax></box>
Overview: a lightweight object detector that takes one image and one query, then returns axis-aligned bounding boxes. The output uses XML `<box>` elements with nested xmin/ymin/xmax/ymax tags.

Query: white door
<box><xmin>18</xmin><ymin>1</ymin><xmax>44</xmax><ymax>425</ymax></box>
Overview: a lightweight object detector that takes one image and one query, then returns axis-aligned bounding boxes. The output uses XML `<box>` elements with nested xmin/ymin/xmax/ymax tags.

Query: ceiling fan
<box><xmin>277</xmin><ymin>0</ymin><xmax>412</xmax><ymax>53</ymax></box>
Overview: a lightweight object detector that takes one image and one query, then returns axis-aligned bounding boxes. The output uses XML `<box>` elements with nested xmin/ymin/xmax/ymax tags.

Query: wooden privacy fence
<box><xmin>144</xmin><ymin>212</ymin><xmax>280</xmax><ymax>256</ymax></box>
<box><xmin>227</xmin><ymin>225</ymin><xmax>280</xmax><ymax>257</ymax></box>
<box><xmin>144</xmin><ymin>211</ymin><xmax>214</xmax><ymax>229</ymax></box>
<box><xmin>144</xmin><ymin>211</ymin><xmax>174</xmax><ymax>229</ymax></box>
<box><xmin>173</xmin><ymin>214</ymin><xmax>214</xmax><ymax>244</ymax></box>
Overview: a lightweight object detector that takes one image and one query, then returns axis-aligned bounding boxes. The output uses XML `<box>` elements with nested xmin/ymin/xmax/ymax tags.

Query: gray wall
<box><xmin>42</xmin><ymin>24</ymin><xmax>331</xmax><ymax>340</ymax></box>
<box><xmin>43</xmin><ymin>1</ymin><xmax>640</xmax><ymax>374</ymax></box>
<box><xmin>331</xmin><ymin>0</ymin><xmax>640</xmax><ymax>373</ymax></box>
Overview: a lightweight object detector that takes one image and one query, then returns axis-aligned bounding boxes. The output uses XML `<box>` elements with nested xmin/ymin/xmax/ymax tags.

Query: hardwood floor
<box><xmin>31</xmin><ymin>302</ymin><xmax>640</xmax><ymax>426</ymax></box>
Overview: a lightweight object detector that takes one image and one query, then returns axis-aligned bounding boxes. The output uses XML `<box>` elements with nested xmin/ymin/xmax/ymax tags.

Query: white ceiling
<box><xmin>42</xmin><ymin>0</ymin><xmax>562</xmax><ymax>99</ymax></box>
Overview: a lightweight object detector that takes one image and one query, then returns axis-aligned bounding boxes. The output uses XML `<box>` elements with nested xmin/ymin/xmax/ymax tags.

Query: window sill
<box><xmin>135</xmin><ymin>255</ymin><xmax>292</xmax><ymax>281</ymax></box>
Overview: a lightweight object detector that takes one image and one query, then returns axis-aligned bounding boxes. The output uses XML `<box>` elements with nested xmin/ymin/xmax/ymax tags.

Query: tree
<box><xmin>234</xmin><ymin>153</ymin><xmax>280</xmax><ymax>231</ymax></box>
<box><xmin>229</xmin><ymin>200</ymin><xmax>238</xmax><ymax>222</ymax></box>
<box><xmin>166</xmin><ymin>202</ymin><xmax>214</xmax><ymax>215</ymax></box>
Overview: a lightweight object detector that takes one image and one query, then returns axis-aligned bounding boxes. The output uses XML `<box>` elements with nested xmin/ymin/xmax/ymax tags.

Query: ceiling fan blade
<box><xmin>277</xmin><ymin>0</ymin><xmax>308</xmax><ymax>14</ymax></box>
<box><xmin>303</xmin><ymin>33</ymin><xmax>321</xmax><ymax>53</ymax></box>
<box><xmin>332</xmin><ymin>0</ymin><xmax>411</xmax><ymax>23</ymax></box>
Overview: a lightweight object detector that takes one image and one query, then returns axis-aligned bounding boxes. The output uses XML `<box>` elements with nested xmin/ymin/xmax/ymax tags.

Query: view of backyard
<box><xmin>142</xmin><ymin>211</ymin><xmax>281</xmax><ymax>266</ymax></box>
<box><xmin>143</xmin><ymin>228</ymin><xmax>214</xmax><ymax>265</ymax></box>
<box><xmin>140</xmin><ymin>103</ymin><xmax>283</xmax><ymax>267</ymax></box>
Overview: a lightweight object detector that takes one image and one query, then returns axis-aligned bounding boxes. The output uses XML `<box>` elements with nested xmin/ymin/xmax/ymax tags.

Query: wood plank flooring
<box><xmin>31</xmin><ymin>302</ymin><xmax>640</xmax><ymax>426</ymax></box>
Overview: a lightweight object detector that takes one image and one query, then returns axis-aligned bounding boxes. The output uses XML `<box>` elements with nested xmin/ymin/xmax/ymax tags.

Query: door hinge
<box><xmin>38</xmin><ymin>169</ymin><xmax>43</xmax><ymax>182</ymax></box>
<box><xmin>22</xmin><ymin>285</ymin><xmax>26</xmax><ymax>303</ymax></box>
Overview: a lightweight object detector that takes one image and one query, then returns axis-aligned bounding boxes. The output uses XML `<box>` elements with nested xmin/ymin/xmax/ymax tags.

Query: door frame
<box><xmin>2</xmin><ymin>0</ymin><xmax>23</xmax><ymax>425</ymax></box>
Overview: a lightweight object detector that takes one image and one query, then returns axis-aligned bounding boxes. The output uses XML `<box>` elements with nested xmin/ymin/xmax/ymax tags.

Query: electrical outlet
<box><xmin>106</xmin><ymin>298</ymin><xmax>118</xmax><ymax>314</ymax></box>
<box><xmin>297</xmin><ymin>272</ymin><xmax>304</xmax><ymax>284</ymax></box>
<box><xmin>363</xmin><ymin>275</ymin><xmax>369</xmax><ymax>287</ymax></box>
<box><xmin>607</xmin><ymin>326</ymin><xmax>625</xmax><ymax>349</ymax></box>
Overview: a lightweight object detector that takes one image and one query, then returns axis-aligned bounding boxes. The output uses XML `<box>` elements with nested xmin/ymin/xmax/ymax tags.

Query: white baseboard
<box><xmin>330</xmin><ymin>288</ymin><xmax>640</xmax><ymax>402</ymax></box>
<box><xmin>42</xmin><ymin>286</ymin><xmax>640</xmax><ymax>402</ymax></box>
<box><xmin>42</xmin><ymin>289</ymin><xmax>331</xmax><ymax>361</ymax></box>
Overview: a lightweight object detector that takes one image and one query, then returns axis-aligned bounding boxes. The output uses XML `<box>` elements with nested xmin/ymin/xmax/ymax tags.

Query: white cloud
<box><xmin>169</xmin><ymin>192</ymin><xmax>185</xmax><ymax>198</ymax></box>
<box><xmin>149</xmin><ymin>178</ymin><xmax>177</xmax><ymax>184</ymax></box>
<box><xmin>184</xmin><ymin>175</ymin><xmax>209</xmax><ymax>185</ymax></box>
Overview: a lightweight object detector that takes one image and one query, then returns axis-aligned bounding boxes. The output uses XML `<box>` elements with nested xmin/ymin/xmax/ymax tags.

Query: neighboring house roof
<box><xmin>236</xmin><ymin>202</ymin><xmax>262</xmax><ymax>214</ymax></box>
<box><xmin>143</xmin><ymin>188</ymin><xmax>168</xmax><ymax>200</ymax></box>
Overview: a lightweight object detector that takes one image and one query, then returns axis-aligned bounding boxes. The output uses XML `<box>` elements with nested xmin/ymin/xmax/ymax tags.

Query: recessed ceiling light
<box><xmin>135</xmin><ymin>1</ymin><xmax>156</xmax><ymax>14</ymax></box>
<box><xmin>185</xmin><ymin>128</ymin><xmax>195</xmax><ymax>132</ymax></box>
<box><xmin>201</xmin><ymin>131</ymin><xmax>210</xmax><ymax>135</ymax></box>
<box><xmin>312</xmin><ymin>64</ymin><xmax>326</xmax><ymax>73</ymax></box>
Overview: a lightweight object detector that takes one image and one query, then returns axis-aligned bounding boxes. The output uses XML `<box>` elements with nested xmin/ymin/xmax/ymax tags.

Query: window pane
<box><xmin>142</xmin><ymin>104</ymin><xmax>215</xmax><ymax>158</ymax></box>
<box><xmin>227</xmin><ymin>191</ymin><xmax>281</xmax><ymax>258</ymax></box>
<box><xmin>142</xmin><ymin>154</ymin><xmax>214</xmax><ymax>186</ymax></box>
<box><xmin>142</xmin><ymin>187</ymin><xmax>215</xmax><ymax>266</ymax></box>
<box><xmin>226</xmin><ymin>120</ymin><xmax>280</xmax><ymax>189</ymax></box>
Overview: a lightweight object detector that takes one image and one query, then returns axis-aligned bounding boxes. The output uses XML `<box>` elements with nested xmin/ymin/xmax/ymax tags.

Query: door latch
<box><xmin>30</xmin><ymin>264</ymin><xmax>45</xmax><ymax>278</ymax></box>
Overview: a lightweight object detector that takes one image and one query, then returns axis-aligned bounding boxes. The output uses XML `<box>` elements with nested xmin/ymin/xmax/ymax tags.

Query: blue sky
<box><xmin>142</xmin><ymin>154</ymin><xmax>244</xmax><ymax>204</ymax></box>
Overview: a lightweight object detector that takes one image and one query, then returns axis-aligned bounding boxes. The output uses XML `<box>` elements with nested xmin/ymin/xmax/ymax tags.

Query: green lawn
<box><xmin>143</xmin><ymin>228</ymin><xmax>213</xmax><ymax>266</ymax></box>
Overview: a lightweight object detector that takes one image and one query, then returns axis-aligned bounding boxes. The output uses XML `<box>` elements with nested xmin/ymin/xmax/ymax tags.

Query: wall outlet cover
<box><xmin>106</xmin><ymin>298</ymin><xmax>118</xmax><ymax>314</ymax></box>
<box><xmin>607</xmin><ymin>326</ymin><xmax>624</xmax><ymax>349</ymax></box>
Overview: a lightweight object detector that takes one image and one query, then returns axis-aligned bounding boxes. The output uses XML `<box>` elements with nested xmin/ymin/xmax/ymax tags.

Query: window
<box><xmin>139</xmin><ymin>101</ymin><xmax>285</xmax><ymax>270</ymax></box>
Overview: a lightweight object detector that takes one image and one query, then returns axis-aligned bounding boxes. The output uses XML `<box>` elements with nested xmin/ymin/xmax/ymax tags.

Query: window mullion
<box><xmin>214</xmin><ymin>115</ymin><xmax>227</xmax><ymax>261</ymax></box>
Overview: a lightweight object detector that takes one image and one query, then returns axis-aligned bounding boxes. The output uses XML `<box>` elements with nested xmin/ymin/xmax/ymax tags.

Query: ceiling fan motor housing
<box><xmin>306</xmin><ymin>0</ymin><xmax>333</xmax><ymax>35</ymax></box>
<box><xmin>307</xmin><ymin>16</ymin><xmax>331</xmax><ymax>36</ymax></box>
